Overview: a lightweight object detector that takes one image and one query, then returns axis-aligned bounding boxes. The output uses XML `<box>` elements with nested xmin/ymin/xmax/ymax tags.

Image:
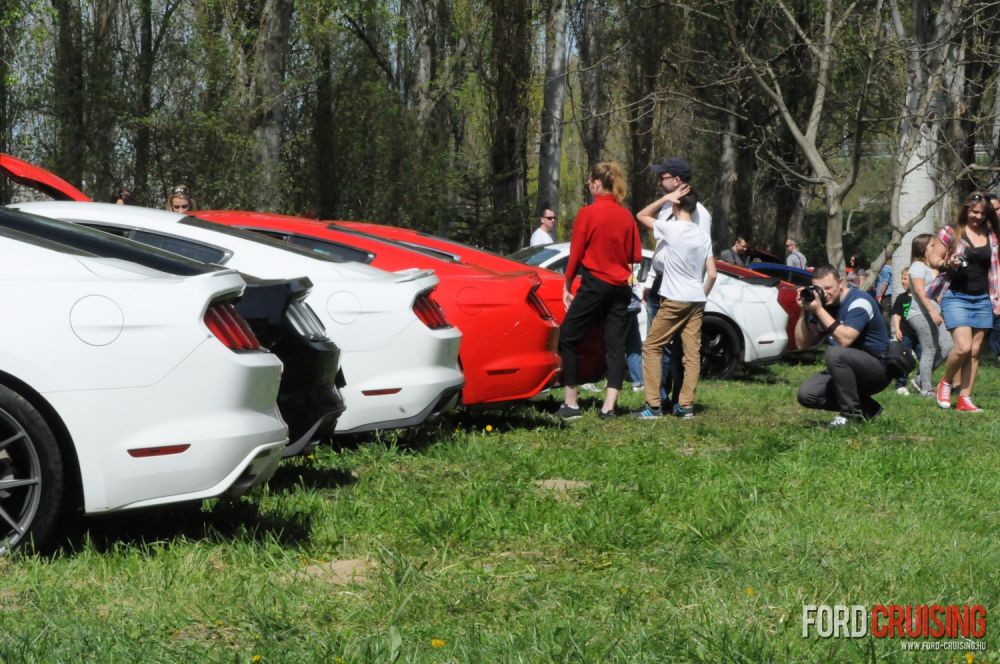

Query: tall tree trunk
<box><xmin>411</xmin><ymin>0</ymin><xmax>438</xmax><ymax>124</ymax></box>
<box><xmin>134</xmin><ymin>0</ymin><xmax>153</xmax><ymax>204</ymax></box>
<box><xmin>625</xmin><ymin>3</ymin><xmax>669</xmax><ymax>214</ymax></box>
<box><xmin>87</xmin><ymin>0</ymin><xmax>117</xmax><ymax>200</ymax></box>
<box><xmin>713</xmin><ymin>110</ymin><xmax>738</xmax><ymax>248</ymax></box>
<box><xmin>536</xmin><ymin>0</ymin><xmax>568</xmax><ymax>219</ymax></box>
<box><xmin>248</xmin><ymin>0</ymin><xmax>293</xmax><ymax>211</ymax></box>
<box><xmin>577</xmin><ymin>0</ymin><xmax>610</xmax><ymax>168</ymax></box>
<box><xmin>488</xmin><ymin>0</ymin><xmax>532</xmax><ymax>251</ymax></box>
<box><xmin>314</xmin><ymin>42</ymin><xmax>338</xmax><ymax>218</ymax></box>
<box><xmin>52</xmin><ymin>0</ymin><xmax>86</xmax><ymax>188</ymax></box>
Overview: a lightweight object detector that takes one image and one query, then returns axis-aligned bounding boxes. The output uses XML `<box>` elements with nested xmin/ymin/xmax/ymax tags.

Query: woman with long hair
<box><xmin>166</xmin><ymin>185</ymin><xmax>196</xmax><ymax>213</ymax></box>
<box><xmin>927</xmin><ymin>193</ymin><xmax>1000</xmax><ymax>411</ymax></box>
<box><xmin>556</xmin><ymin>161</ymin><xmax>642</xmax><ymax>420</ymax></box>
<box><xmin>906</xmin><ymin>233</ymin><xmax>953</xmax><ymax>396</ymax></box>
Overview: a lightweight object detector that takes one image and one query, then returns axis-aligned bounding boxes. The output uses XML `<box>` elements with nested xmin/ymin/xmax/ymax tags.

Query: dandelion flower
<box><xmin>965</xmin><ymin>653</ymin><xmax>974</xmax><ymax>664</ymax></box>
<box><xmin>251</xmin><ymin>656</ymin><xmax>262</xmax><ymax>664</ymax></box>
<box><xmin>485</xmin><ymin>424</ymin><xmax>493</xmax><ymax>432</ymax></box>
<box><xmin>431</xmin><ymin>639</ymin><xmax>447</xmax><ymax>648</ymax></box>
<box><xmin>745</xmin><ymin>586</ymin><xmax>754</xmax><ymax>597</ymax></box>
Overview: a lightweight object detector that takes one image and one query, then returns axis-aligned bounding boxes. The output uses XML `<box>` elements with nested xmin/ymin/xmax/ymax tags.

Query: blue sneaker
<box><xmin>672</xmin><ymin>404</ymin><xmax>694</xmax><ymax>419</ymax></box>
<box><xmin>635</xmin><ymin>404</ymin><xmax>661</xmax><ymax>419</ymax></box>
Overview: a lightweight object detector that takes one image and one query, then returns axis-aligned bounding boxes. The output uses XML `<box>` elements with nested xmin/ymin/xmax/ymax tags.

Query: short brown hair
<box><xmin>811</xmin><ymin>264</ymin><xmax>841</xmax><ymax>281</ymax></box>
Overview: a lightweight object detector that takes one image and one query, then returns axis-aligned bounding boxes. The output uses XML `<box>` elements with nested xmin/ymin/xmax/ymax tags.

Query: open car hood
<box><xmin>0</xmin><ymin>153</ymin><xmax>92</xmax><ymax>202</ymax></box>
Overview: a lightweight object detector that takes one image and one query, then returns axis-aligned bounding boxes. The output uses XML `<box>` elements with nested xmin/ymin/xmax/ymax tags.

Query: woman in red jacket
<box><xmin>556</xmin><ymin>161</ymin><xmax>643</xmax><ymax>420</ymax></box>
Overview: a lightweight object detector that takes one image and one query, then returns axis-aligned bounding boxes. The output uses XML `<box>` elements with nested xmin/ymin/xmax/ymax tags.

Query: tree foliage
<box><xmin>3</xmin><ymin>0</ymin><xmax>1000</xmax><ymax>260</ymax></box>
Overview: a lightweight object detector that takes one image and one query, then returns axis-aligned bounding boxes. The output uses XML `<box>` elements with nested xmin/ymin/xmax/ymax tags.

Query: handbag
<box><xmin>882</xmin><ymin>340</ymin><xmax>917</xmax><ymax>379</ymax></box>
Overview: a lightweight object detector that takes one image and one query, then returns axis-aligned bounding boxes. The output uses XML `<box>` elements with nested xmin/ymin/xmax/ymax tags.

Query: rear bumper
<box><xmin>334</xmin><ymin>384</ymin><xmax>462</xmax><ymax>435</ymax></box>
<box><xmin>459</xmin><ymin>321</ymin><xmax>561</xmax><ymax>404</ymax></box>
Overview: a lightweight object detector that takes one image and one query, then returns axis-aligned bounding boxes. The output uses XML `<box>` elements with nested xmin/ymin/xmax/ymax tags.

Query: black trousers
<box><xmin>797</xmin><ymin>346</ymin><xmax>891</xmax><ymax>417</ymax></box>
<box><xmin>558</xmin><ymin>271</ymin><xmax>631</xmax><ymax>390</ymax></box>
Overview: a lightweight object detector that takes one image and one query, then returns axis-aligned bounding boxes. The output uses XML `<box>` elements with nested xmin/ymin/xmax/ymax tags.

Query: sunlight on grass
<box><xmin>1</xmin><ymin>361</ymin><xmax>997</xmax><ymax>661</ymax></box>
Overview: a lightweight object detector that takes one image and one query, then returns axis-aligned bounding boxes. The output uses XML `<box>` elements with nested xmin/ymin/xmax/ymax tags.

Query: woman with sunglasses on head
<box><xmin>166</xmin><ymin>185</ymin><xmax>196</xmax><ymax>213</ymax></box>
<box><xmin>556</xmin><ymin>161</ymin><xmax>642</xmax><ymax>420</ymax></box>
<box><xmin>926</xmin><ymin>193</ymin><xmax>1000</xmax><ymax>411</ymax></box>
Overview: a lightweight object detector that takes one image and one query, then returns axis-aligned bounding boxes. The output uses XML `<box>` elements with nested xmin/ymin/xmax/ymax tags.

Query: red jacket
<box><xmin>565</xmin><ymin>194</ymin><xmax>642</xmax><ymax>287</ymax></box>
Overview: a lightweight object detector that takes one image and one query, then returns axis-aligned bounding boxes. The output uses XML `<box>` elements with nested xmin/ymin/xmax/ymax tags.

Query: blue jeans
<box><xmin>625</xmin><ymin>315</ymin><xmax>644</xmax><ymax>384</ymax></box>
<box><xmin>990</xmin><ymin>315</ymin><xmax>1000</xmax><ymax>357</ymax></box>
<box><xmin>646</xmin><ymin>277</ymin><xmax>683</xmax><ymax>406</ymax></box>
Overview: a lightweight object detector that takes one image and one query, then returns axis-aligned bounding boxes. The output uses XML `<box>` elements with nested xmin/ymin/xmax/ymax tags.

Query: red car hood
<box><xmin>0</xmin><ymin>154</ymin><xmax>91</xmax><ymax>202</ymax></box>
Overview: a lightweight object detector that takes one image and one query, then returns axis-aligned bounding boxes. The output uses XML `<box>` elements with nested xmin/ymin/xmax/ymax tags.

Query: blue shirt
<box><xmin>875</xmin><ymin>264</ymin><xmax>892</xmax><ymax>298</ymax></box>
<box><xmin>810</xmin><ymin>287</ymin><xmax>889</xmax><ymax>356</ymax></box>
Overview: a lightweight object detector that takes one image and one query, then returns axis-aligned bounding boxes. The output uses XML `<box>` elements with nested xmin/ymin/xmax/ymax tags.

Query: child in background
<box><xmin>891</xmin><ymin>267</ymin><xmax>918</xmax><ymax>395</ymax></box>
<box><xmin>906</xmin><ymin>234</ymin><xmax>953</xmax><ymax>397</ymax></box>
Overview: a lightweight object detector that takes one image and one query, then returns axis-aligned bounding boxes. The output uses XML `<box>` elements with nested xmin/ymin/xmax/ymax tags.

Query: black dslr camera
<box><xmin>799</xmin><ymin>285</ymin><xmax>824</xmax><ymax>304</ymax></box>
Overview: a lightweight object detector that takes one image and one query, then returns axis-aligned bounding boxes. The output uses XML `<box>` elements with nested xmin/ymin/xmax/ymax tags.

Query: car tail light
<box><xmin>527</xmin><ymin>285</ymin><xmax>554</xmax><ymax>320</ymax></box>
<box><xmin>413</xmin><ymin>291</ymin><xmax>451</xmax><ymax>329</ymax></box>
<box><xmin>286</xmin><ymin>299</ymin><xmax>328</xmax><ymax>340</ymax></box>
<box><xmin>205</xmin><ymin>301</ymin><xmax>262</xmax><ymax>351</ymax></box>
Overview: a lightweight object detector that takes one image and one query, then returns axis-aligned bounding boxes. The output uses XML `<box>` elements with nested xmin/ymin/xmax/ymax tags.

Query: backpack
<box><xmin>883</xmin><ymin>340</ymin><xmax>917</xmax><ymax>379</ymax></box>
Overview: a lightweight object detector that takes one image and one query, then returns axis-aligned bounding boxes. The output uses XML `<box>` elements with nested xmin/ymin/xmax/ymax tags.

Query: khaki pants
<box><xmin>642</xmin><ymin>298</ymin><xmax>704</xmax><ymax>409</ymax></box>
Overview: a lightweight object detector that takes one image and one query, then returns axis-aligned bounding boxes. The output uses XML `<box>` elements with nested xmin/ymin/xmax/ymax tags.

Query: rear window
<box><xmin>0</xmin><ymin>209</ymin><xmax>216</xmax><ymax>275</ymax></box>
<box><xmin>184</xmin><ymin>217</ymin><xmax>350</xmax><ymax>264</ymax></box>
<box><xmin>249</xmin><ymin>229</ymin><xmax>374</xmax><ymax>264</ymax></box>
<box><xmin>510</xmin><ymin>245</ymin><xmax>562</xmax><ymax>266</ymax></box>
<box><xmin>326</xmin><ymin>224</ymin><xmax>457</xmax><ymax>263</ymax></box>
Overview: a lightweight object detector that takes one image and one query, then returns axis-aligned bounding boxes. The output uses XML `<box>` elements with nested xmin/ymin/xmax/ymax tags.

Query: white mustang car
<box><xmin>0</xmin><ymin>213</ymin><xmax>288</xmax><ymax>552</ymax></box>
<box><xmin>511</xmin><ymin>242</ymin><xmax>790</xmax><ymax>378</ymax></box>
<box><xmin>13</xmin><ymin>202</ymin><xmax>465</xmax><ymax>435</ymax></box>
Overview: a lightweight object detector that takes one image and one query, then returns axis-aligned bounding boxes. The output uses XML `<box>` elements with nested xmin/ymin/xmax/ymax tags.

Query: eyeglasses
<box><xmin>172</xmin><ymin>203</ymin><xmax>190</xmax><ymax>211</ymax></box>
<box><xmin>542</xmin><ymin>215</ymin><xmax>557</xmax><ymax>220</ymax></box>
<box><xmin>659</xmin><ymin>173</ymin><xmax>676</xmax><ymax>181</ymax></box>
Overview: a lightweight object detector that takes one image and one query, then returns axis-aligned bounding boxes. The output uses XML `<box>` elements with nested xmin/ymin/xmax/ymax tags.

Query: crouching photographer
<box><xmin>795</xmin><ymin>265</ymin><xmax>892</xmax><ymax>427</ymax></box>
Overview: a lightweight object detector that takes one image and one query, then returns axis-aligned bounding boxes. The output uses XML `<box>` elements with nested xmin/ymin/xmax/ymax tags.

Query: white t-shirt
<box><xmin>530</xmin><ymin>228</ymin><xmax>554</xmax><ymax>246</ymax></box>
<box><xmin>655</xmin><ymin>219</ymin><xmax>713</xmax><ymax>303</ymax></box>
<box><xmin>651</xmin><ymin>201</ymin><xmax>711</xmax><ymax>274</ymax></box>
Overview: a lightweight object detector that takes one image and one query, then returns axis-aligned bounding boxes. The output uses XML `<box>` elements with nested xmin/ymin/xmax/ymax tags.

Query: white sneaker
<box><xmin>631</xmin><ymin>384</ymin><xmax>644</xmax><ymax>392</ymax></box>
<box><xmin>580</xmin><ymin>383</ymin><xmax>600</xmax><ymax>392</ymax></box>
<box><xmin>828</xmin><ymin>415</ymin><xmax>850</xmax><ymax>428</ymax></box>
<box><xmin>895</xmin><ymin>386</ymin><xmax>910</xmax><ymax>396</ymax></box>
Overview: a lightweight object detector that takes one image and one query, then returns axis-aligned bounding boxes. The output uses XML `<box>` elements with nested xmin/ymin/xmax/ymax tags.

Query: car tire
<box><xmin>701</xmin><ymin>316</ymin><xmax>742</xmax><ymax>380</ymax></box>
<box><xmin>0</xmin><ymin>385</ymin><xmax>64</xmax><ymax>553</ymax></box>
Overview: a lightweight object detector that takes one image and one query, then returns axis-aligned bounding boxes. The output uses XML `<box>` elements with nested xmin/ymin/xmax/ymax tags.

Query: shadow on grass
<box><xmin>266</xmin><ymin>460</ymin><xmax>357</xmax><ymax>494</ymax></box>
<box><xmin>53</xmin><ymin>498</ymin><xmax>313</xmax><ymax>557</ymax></box>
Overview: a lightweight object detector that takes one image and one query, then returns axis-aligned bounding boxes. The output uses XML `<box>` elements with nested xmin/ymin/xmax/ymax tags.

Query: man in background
<box><xmin>786</xmin><ymin>238</ymin><xmax>807</xmax><ymax>268</ymax></box>
<box><xmin>531</xmin><ymin>206</ymin><xmax>557</xmax><ymax>246</ymax></box>
<box><xmin>719</xmin><ymin>236</ymin><xmax>748</xmax><ymax>266</ymax></box>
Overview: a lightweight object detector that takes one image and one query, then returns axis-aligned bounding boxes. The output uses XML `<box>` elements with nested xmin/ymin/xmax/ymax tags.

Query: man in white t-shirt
<box><xmin>530</xmin><ymin>207</ymin><xmax>557</xmax><ymax>246</ymax></box>
<box><xmin>638</xmin><ymin>157</ymin><xmax>712</xmax><ymax>408</ymax></box>
<box><xmin>635</xmin><ymin>188</ymin><xmax>717</xmax><ymax>418</ymax></box>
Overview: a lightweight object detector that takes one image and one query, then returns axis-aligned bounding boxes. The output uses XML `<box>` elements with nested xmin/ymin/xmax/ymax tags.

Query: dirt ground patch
<box><xmin>295</xmin><ymin>558</ymin><xmax>372</xmax><ymax>585</ymax></box>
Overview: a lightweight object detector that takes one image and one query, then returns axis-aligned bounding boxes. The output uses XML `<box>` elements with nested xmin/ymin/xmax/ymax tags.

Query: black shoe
<box><xmin>598</xmin><ymin>409</ymin><xmax>617</xmax><ymax>420</ymax></box>
<box><xmin>861</xmin><ymin>401</ymin><xmax>883</xmax><ymax>421</ymax></box>
<box><xmin>556</xmin><ymin>404</ymin><xmax>582</xmax><ymax>420</ymax></box>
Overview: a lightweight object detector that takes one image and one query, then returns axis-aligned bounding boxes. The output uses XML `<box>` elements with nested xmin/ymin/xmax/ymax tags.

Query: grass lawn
<box><xmin>1</xmin><ymin>359</ymin><xmax>998</xmax><ymax>663</ymax></box>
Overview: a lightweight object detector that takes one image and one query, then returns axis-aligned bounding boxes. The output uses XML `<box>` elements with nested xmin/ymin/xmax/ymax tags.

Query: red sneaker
<box><xmin>956</xmin><ymin>396</ymin><xmax>983</xmax><ymax>412</ymax></box>
<box><xmin>936</xmin><ymin>380</ymin><xmax>952</xmax><ymax>409</ymax></box>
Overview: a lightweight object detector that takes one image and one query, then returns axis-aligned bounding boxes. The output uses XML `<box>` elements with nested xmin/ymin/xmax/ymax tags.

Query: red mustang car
<box><xmin>196</xmin><ymin>211</ymin><xmax>562</xmax><ymax>406</ymax></box>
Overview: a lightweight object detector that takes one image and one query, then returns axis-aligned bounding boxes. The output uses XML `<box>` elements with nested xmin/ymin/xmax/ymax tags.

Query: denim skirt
<box><xmin>940</xmin><ymin>290</ymin><xmax>993</xmax><ymax>330</ymax></box>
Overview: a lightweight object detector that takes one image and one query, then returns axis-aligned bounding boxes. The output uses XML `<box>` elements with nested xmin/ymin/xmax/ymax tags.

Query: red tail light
<box><xmin>527</xmin><ymin>286</ymin><xmax>554</xmax><ymax>320</ymax></box>
<box><xmin>413</xmin><ymin>291</ymin><xmax>451</xmax><ymax>329</ymax></box>
<box><xmin>205</xmin><ymin>301</ymin><xmax>262</xmax><ymax>351</ymax></box>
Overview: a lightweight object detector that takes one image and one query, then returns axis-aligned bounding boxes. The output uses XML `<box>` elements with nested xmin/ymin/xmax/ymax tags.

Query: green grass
<box><xmin>2</xmin><ymin>361</ymin><xmax>998</xmax><ymax>662</ymax></box>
